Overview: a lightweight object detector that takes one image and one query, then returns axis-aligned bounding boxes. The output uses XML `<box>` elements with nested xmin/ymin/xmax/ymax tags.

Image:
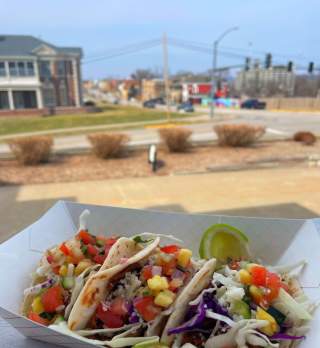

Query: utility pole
<box><xmin>162</xmin><ymin>32</ymin><xmax>170</xmax><ymax>122</ymax></box>
<box><xmin>210</xmin><ymin>26</ymin><xmax>239</xmax><ymax>119</ymax></box>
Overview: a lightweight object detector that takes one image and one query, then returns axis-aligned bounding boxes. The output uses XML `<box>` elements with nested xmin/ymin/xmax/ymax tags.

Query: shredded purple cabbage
<box><xmin>203</xmin><ymin>293</ymin><xmax>231</xmax><ymax>318</ymax></box>
<box><xmin>168</xmin><ymin>298</ymin><xmax>206</xmax><ymax>335</ymax></box>
<box><xmin>167</xmin><ymin>291</ymin><xmax>232</xmax><ymax>335</ymax></box>
<box><xmin>128</xmin><ymin>303</ymin><xmax>140</xmax><ymax>324</ymax></box>
<box><xmin>270</xmin><ymin>333</ymin><xmax>306</xmax><ymax>341</ymax></box>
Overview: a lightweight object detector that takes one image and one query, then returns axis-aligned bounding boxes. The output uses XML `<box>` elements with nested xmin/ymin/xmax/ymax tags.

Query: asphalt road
<box><xmin>1</xmin><ymin>108</ymin><xmax>320</xmax><ymax>155</ymax></box>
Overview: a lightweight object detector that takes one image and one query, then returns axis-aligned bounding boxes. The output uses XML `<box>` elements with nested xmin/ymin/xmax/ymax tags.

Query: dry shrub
<box><xmin>159</xmin><ymin>127</ymin><xmax>192</xmax><ymax>152</ymax></box>
<box><xmin>293</xmin><ymin>131</ymin><xmax>316</xmax><ymax>145</ymax></box>
<box><xmin>8</xmin><ymin>136</ymin><xmax>53</xmax><ymax>165</ymax></box>
<box><xmin>88</xmin><ymin>133</ymin><xmax>130</xmax><ymax>159</ymax></box>
<box><xmin>214</xmin><ymin>124</ymin><xmax>265</xmax><ymax>147</ymax></box>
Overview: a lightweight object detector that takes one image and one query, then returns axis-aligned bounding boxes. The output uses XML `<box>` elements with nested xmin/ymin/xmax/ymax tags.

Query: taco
<box><xmin>66</xmin><ymin>235</ymin><xmax>204</xmax><ymax>345</ymax></box>
<box><xmin>161</xmin><ymin>260</ymin><xmax>314</xmax><ymax>348</ymax></box>
<box><xmin>22</xmin><ymin>210</ymin><xmax>120</xmax><ymax>326</ymax></box>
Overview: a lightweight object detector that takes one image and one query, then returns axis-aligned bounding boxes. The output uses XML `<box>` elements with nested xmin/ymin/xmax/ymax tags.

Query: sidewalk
<box><xmin>1</xmin><ymin>166</ymin><xmax>320</xmax><ymax>243</ymax></box>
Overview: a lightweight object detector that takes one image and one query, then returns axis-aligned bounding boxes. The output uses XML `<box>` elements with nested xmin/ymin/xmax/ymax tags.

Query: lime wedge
<box><xmin>199</xmin><ymin>223</ymin><xmax>250</xmax><ymax>261</ymax></box>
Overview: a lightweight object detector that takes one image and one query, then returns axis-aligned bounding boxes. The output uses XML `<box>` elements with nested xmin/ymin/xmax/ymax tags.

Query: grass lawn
<box><xmin>0</xmin><ymin>105</ymin><xmax>198</xmax><ymax>137</ymax></box>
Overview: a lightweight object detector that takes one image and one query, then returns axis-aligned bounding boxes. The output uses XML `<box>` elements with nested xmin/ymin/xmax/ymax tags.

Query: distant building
<box><xmin>235</xmin><ymin>65</ymin><xmax>295</xmax><ymax>97</ymax></box>
<box><xmin>0</xmin><ymin>35</ymin><xmax>83</xmax><ymax>112</ymax></box>
<box><xmin>142</xmin><ymin>79</ymin><xmax>165</xmax><ymax>101</ymax></box>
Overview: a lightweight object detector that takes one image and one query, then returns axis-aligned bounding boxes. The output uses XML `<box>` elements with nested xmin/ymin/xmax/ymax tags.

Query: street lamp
<box><xmin>210</xmin><ymin>26</ymin><xmax>239</xmax><ymax>119</ymax></box>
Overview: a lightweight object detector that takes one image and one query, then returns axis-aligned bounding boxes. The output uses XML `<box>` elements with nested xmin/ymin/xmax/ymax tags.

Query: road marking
<box><xmin>266</xmin><ymin>128</ymin><xmax>288</xmax><ymax>135</ymax></box>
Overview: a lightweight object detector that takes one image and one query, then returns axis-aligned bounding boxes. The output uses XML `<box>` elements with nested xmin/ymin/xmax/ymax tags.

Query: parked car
<box><xmin>143</xmin><ymin>99</ymin><xmax>157</xmax><ymax>108</ymax></box>
<box><xmin>177</xmin><ymin>102</ymin><xmax>194</xmax><ymax>113</ymax></box>
<box><xmin>241</xmin><ymin>99</ymin><xmax>266</xmax><ymax>110</ymax></box>
<box><xmin>143</xmin><ymin>98</ymin><xmax>166</xmax><ymax>108</ymax></box>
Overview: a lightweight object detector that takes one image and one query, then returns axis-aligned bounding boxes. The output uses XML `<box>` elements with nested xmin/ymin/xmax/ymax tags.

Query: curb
<box><xmin>174</xmin><ymin>154</ymin><xmax>313</xmax><ymax>176</ymax></box>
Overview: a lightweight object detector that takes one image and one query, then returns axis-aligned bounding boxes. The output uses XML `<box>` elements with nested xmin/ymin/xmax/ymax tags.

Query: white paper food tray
<box><xmin>0</xmin><ymin>201</ymin><xmax>319</xmax><ymax>348</ymax></box>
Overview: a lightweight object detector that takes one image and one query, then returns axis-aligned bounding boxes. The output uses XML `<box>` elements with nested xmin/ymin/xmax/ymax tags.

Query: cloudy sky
<box><xmin>1</xmin><ymin>0</ymin><xmax>318</xmax><ymax>79</ymax></box>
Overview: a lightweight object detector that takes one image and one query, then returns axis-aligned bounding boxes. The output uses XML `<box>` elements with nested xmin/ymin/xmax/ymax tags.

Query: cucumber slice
<box><xmin>62</xmin><ymin>276</ymin><xmax>75</xmax><ymax>290</ymax></box>
<box><xmin>231</xmin><ymin>300</ymin><xmax>251</xmax><ymax>319</ymax></box>
<box><xmin>199</xmin><ymin>223</ymin><xmax>250</xmax><ymax>261</ymax></box>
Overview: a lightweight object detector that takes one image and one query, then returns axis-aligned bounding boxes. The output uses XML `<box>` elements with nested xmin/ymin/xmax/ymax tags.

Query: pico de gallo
<box><xmin>168</xmin><ymin>260</ymin><xmax>312</xmax><ymax>348</ymax></box>
<box><xmin>87</xmin><ymin>241</ymin><xmax>194</xmax><ymax>331</ymax></box>
<box><xmin>24</xmin><ymin>229</ymin><xmax>118</xmax><ymax>326</ymax></box>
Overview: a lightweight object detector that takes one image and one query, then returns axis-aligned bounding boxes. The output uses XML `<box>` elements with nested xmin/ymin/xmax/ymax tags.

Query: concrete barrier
<box><xmin>261</xmin><ymin>98</ymin><xmax>320</xmax><ymax>111</ymax></box>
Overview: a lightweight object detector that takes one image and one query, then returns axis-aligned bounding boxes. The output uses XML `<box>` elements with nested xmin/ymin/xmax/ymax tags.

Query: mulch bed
<box><xmin>0</xmin><ymin>141</ymin><xmax>319</xmax><ymax>186</ymax></box>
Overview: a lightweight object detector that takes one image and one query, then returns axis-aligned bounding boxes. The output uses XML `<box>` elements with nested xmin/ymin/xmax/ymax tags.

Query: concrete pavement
<box><xmin>1</xmin><ymin>166</ymin><xmax>320</xmax><ymax>243</ymax></box>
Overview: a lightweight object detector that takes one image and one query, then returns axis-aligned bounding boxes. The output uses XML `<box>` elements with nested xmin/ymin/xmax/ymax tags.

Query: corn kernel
<box><xmin>249</xmin><ymin>285</ymin><xmax>263</xmax><ymax>304</ymax></box>
<box><xmin>147</xmin><ymin>275</ymin><xmax>169</xmax><ymax>292</ymax></box>
<box><xmin>256</xmin><ymin>307</ymin><xmax>279</xmax><ymax>336</ymax></box>
<box><xmin>177</xmin><ymin>249</ymin><xmax>192</xmax><ymax>268</ymax></box>
<box><xmin>238</xmin><ymin>269</ymin><xmax>252</xmax><ymax>285</ymax></box>
<box><xmin>154</xmin><ymin>290</ymin><xmax>176</xmax><ymax>308</ymax></box>
<box><xmin>74</xmin><ymin>259</ymin><xmax>92</xmax><ymax>276</ymax></box>
<box><xmin>59</xmin><ymin>264</ymin><xmax>68</xmax><ymax>277</ymax></box>
<box><xmin>31</xmin><ymin>296</ymin><xmax>44</xmax><ymax>314</ymax></box>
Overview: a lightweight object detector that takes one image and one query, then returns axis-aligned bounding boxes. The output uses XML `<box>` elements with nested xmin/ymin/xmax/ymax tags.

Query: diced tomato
<box><xmin>87</xmin><ymin>244</ymin><xmax>98</xmax><ymax>256</ymax></box>
<box><xmin>59</xmin><ymin>242</ymin><xmax>70</xmax><ymax>256</ymax></box>
<box><xmin>159</xmin><ymin>257</ymin><xmax>177</xmax><ymax>276</ymax></box>
<box><xmin>134</xmin><ymin>296</ymin><xmax>162</xmax><ymax>322</ymax></box>
<box><xmin>28</xmin><ymin>312</ymin><xmax>49</xmax><ymax>326</ymax></box>
<box><xmin>106</xmin><ymin>237</ymin><xmax>118</xmax><ymax>246</ymax></box>
<box><xmin>46</xmin><ymin>255</ymin><xmax>54</xmax><ymax>264</ymax></box>
<box><xmin>160</xmin><ymin>245</ymin><xmax>180</xmax><ymax>254</ymax></box>
<box><xmin>265</xmin><ymin>272</ymin><xmax>281</xmax><ymax>302</ymax></box>
<box><xmin>52</xmin><ymin>266</ymin><xmax>60</xmax><ymax>275</ymax></box>
<box><xmin>250</xmin><ymin>265</ymin><xmax>267</xmax><ymax>287</ymax></box>
<box><xmin>96</xmin><ymin>303</ymin><xmax>124</xmax><ymax>328</ymax></box>
<box><xmin>103</xmin><ymin>238</ymin><xmax>118</xmax><ymax>256</ymax></box>
<box><xmin>77</xmin><ymin>230</ymin><xmax>95</xmax><ymax>245</ymax></box>
<box><xmin>142</xmin><ymin>265</ymin><xmax>153</xmax><ymax>280</ymax></box>
<box><xmin>110</xmin><ymin>298</ymin><xmax>128</xmax><ymax>317</ymax></box>
<box><xmin>41</xmin><ymin>286</ymin><xmax>64</xmax><ymax>313</ymax></box>
<box><xmin>93</xmin><ymin>254</ymin><xmax>106</xmax><ymax>265</ymax></box>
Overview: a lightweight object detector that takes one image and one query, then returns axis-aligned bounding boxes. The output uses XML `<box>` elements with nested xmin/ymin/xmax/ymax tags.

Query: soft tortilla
<box><xmin>68</xmin><ymin>237</ymin><xmax>160</xmax><ymax>330</ymax></box>
<box><xmin>161</xmin><ymin>258</ymin><xmax>216</xmax><ymax>346</ymax></box>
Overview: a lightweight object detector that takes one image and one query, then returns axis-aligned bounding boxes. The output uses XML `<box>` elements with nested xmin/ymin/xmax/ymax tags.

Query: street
<box><xmin>1</xmin><ymin>107</ymin><xmax>320</xmax><ymax>155</ymax></box>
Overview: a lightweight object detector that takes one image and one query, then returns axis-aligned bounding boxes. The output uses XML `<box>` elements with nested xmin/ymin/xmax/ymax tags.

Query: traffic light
<box><xmin>308</xmin><ymin>62</ymin><xmax>314</xmax><ymax>74</ymax></box>
<box><xmin>265</xmin><ymin>53</ymin><xmax>272</xmax><ymax>69</ymax></box>
<box><xmin>245</xmin><ymin>57</ymin><xmax>251</xmax><ymax>71</ymax></box>
<box><xmin>287</xmin><ymin>61</ymin><xmax>293</xmax><ymax>72</ymax></box>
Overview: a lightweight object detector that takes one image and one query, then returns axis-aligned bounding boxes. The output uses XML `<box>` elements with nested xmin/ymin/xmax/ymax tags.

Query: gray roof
<box><xmin>0</xmin><ymin>35</ymin><xmax>82</xmax><ymax>57</ymax></box>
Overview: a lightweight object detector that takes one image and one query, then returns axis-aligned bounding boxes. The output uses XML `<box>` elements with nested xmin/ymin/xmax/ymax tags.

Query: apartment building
<box><xmin>0</xmin><ymin>35</ymin><xmax>83</xmax><ymax>112</ymax></box>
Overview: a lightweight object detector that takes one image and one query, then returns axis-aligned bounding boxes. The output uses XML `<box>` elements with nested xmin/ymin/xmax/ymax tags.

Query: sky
<box><xmin>1</xmin><ymin>0</ymin><xmax>318</xmax><ymax>79</ymax></box>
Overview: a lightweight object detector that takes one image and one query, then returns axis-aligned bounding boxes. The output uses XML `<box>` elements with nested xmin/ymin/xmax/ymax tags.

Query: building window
<box><xmin>13</xmin><ymin>91</ymin><xmax>37</xmax><ymax>109</ymax></box>
<box><xmin>18</xmin><ymin>62</ymin><xmax>26</xmax><ymax>76</ymax></box>
<box><xmin>26</xmin><ymin>62</ymin><xmax>35</xmax><ymax>76</ymax></box>
<box><xmin>58</xmin><ymin>80</ymin><xmax>68</xmax><ymax>106</ymax></box>
<box><xmin>0</xmin><ymin>91</ymin><xmax>9</xmax><ymax>109</ymax></box>
<box><xmin>42</xmin><ymin>82</ymin><xmax>56</xmax><ymax>107</ymax></box>
<box><xmin>9</xmin><ymin>62</ymin><xmax>18</xmax><ymax>76</ymax></box>
<box><xmin>0</xmin><ymin>62</ymin><xmax>6</xmax><ymax>77</ymax></box>
<box><xmin>39</xmin><ymin>61</ymin><xmax>51</xmax><ymax>78</ymax></box>
<box><xmin>7</xmin><ymin>61</ymin><xmax>35</xmax><ymax>77</ymax></box>
<box><xmin>57</xmin><ymin>61</ymin><xmax>66</xmax><ymax>76</ymax></box>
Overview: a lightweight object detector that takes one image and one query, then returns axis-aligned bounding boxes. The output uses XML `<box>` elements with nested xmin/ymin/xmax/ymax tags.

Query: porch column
<box><xmin>36</xmin><ymin>88</ymin><xmax>43</xmax><ymax>109</ymax></box>
<box><xmin>72</xmin><ymin>59</ymin><xmax>81</xmax><ymax>107</ymax></box>
<box><xmin>8</xmin><ymin>89</ymin><xmax>14</xmax><ymax>110</ymax></box>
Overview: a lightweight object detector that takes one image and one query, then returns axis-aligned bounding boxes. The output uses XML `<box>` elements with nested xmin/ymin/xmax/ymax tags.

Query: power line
<box><xmin>83</xmin><ymin>39</ymin><xmax>161</xmax><ymax>64</ymax></box>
